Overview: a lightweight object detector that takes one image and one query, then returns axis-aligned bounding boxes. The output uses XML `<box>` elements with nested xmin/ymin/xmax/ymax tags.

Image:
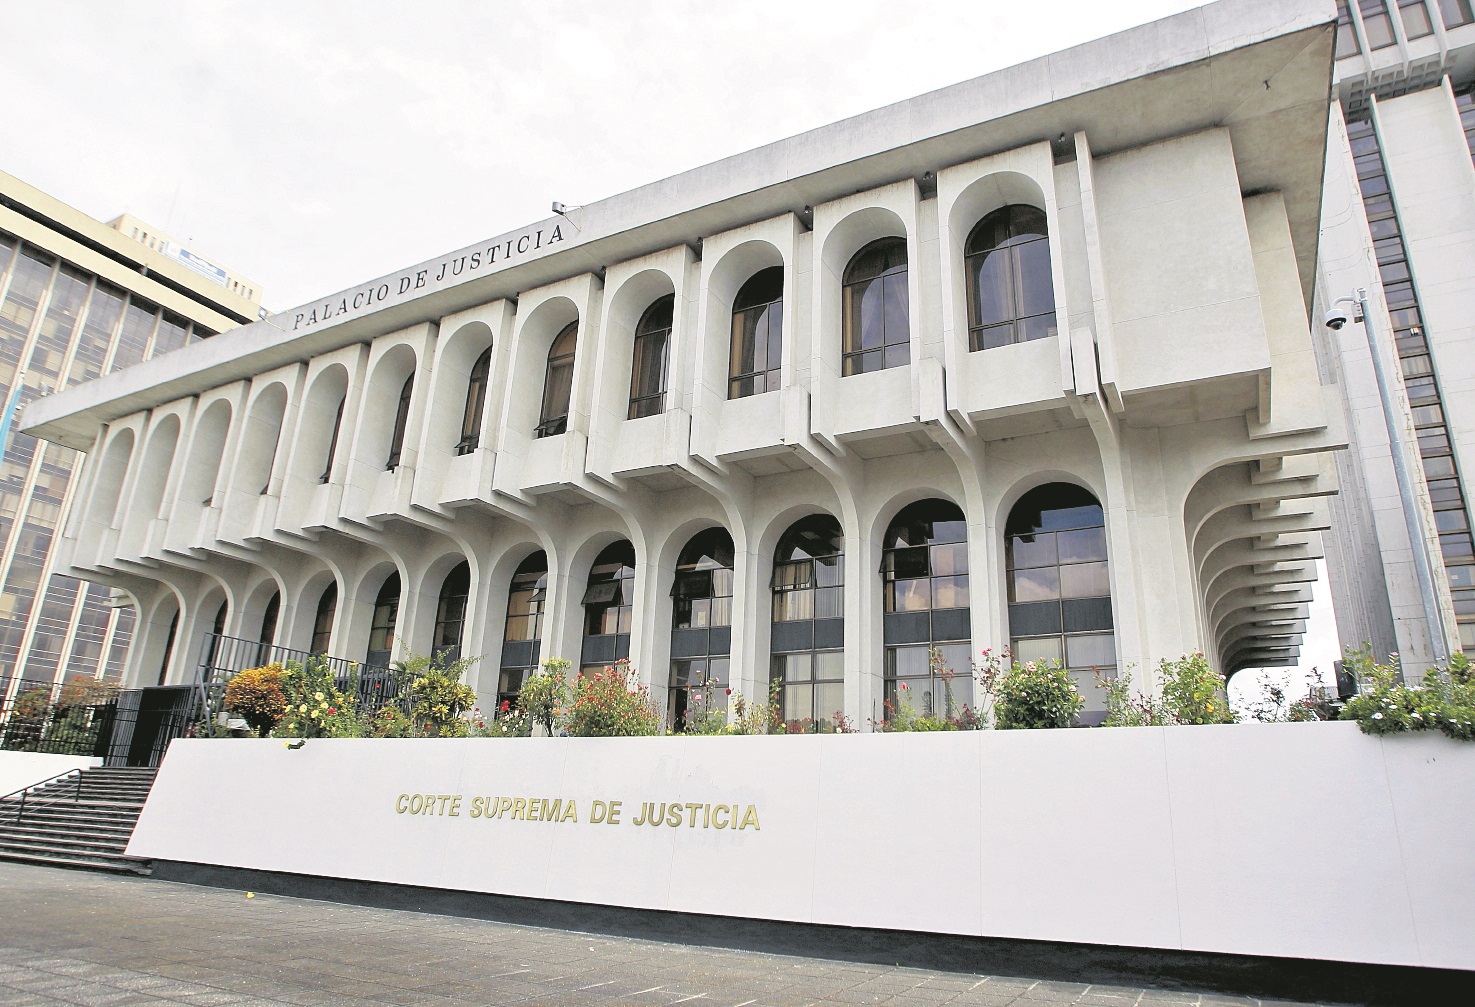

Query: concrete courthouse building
<box><xmin>19</xmin><ymin>0</ymin><xmax>1458</xmax><ymax>728</ymax></box>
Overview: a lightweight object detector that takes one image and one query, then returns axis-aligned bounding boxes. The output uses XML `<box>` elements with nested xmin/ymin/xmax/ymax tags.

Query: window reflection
<box><xmin>964</xmin><ymin>205</ymin><xmax>1057</xmax><ymax>351</ymax></box>
<box><xmin>728</xmin><ymin>267</ymin><xmax>783</xmax><ymax>398</ymax></box>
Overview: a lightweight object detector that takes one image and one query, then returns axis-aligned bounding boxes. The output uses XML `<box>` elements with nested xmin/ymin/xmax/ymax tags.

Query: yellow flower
<box><xmin>319</xmin><ymin>700</ymin><xmax>328</xmax><ymax>708</ymax></box>
<box><xmin>310</xmin><ymin>709</ymin><xmax>321</xmax><ymax>719</ymax></box>
<box><xmin>315</xmin><ymin>692</ymin><xmax>325</xmax><ymax>702</ymax></box>
<box><xmin>299</xmin><ymin>704</ymin><xmax>308</xmax><ymax>713</ymax></box>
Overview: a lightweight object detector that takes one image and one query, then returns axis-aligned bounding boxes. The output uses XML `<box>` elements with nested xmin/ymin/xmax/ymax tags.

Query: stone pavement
<box><xmin>0</xmin><ymin>863</ymin><xmax>1333</xmax><ymax>1007</ymax></box>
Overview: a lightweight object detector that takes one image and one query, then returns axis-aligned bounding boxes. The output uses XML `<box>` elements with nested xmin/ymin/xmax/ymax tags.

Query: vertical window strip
<box><xmin>1348</xmin><ymin>115</ymin><xmax>1475</xmax><ymax>648</ymax></box>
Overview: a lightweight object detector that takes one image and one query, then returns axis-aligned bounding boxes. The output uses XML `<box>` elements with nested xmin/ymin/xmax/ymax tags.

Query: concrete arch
<box><xmin>426</xmin><ymin>320</ymin><xmax>495</xmax><ymax>458</ymax></box>
<box><xmin>238</xmin><ymin>571</ymin><xmax>286</xmax><ymax>649</ymax></box>
<box><xmin>344</xmin><ymin>556</ymin><xmax>406</xmax><ymax>667</ymax></box>
<box><xmin>506</xmin><ymin>295</ymin><xmax>580</xmax><ymax>438</ymax></box>
<box><xmin>403</xmin><ymin>547</ymin><xmax>476</xmax><ymax>659</ymax></box>
<box><xmin>359</xmin><ymin>343</ymin><xmax>418</xmax><ymax>471</ymax></box>
<box><xmin>946</xmin><ymin>170</ymin><xmax>1049</xmax><ymax>261</ymax></box>
<box><xmin>91</xmin><ymin>428</ymin><xmax>135</xmax><ymax>528</ymax></box>
<box><xmin>134</xmin><ymin>585</ymin><xmax>185</xmax><ymax>688</ymax></box>
<box><xmin>292</xmin><ymin>364</ymin><xmax>349</xmax><ymax>486</ymax></box>
<box><xmin>121</xmin><ymin>414</ymin><xmax>180</xmax><ymax>555</ymax></box>
<box><xmin>601</xmin><ymin>267</ymin><xmax>678</xmax><ymax>420</ymax></box>
<box><xmin>817</xmin><ymin>205</ymin><xmax>912</xmax><ymax>382</ymax></box>
<box><xmin>700</xmin><ymin>238</ymin><xmax>786</xmax><ymax>396</ymax></box>
<box><xmin>992</xmin><ymin>468</ymin><xmax>1110</xmax><ymax>540</ymax></box>
<box><xmin>286</xmin><ymin>564</ymin><xmax>343</xmax><ymax>655</ymax></box>
<box><xmin>237</xmin><ymin>382</ymin><xmax>289</xmax><ymax>496</ymax></box>
<box><xmin>179</xmin><ymin>399</ymin><xmax>232</xmax><ymax>509</ymax></box>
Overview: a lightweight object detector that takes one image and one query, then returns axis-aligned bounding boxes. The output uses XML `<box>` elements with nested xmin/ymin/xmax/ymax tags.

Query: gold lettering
<box><xmin>512</xmin><ymin>798</ymin><xmax>527</xmax><ymax>820</ymax></box>
<box><xmin>469</xmin><ymin>796</ymin><xmax>484</xmax><ymax>818</ymax></box>
<box><xmin>449</xmin><ymin>795</ymin><xmax>462</xmax><ymax>818</ymax></box>
<box><xmin>607</xmin><ymin>800</ymin><xmax>622</xmax><ymax>825</ymax></box>
<box><xmin>703</xmin><ymin>804</ymin><xmax>712</xmax><ymax>828</ymax></box>
<box><xmin>547</xmin><ymin>799</ymin><xmax>562</xmax><ymax>822</ymax></box>
<box><xmin>496</xmin><ymin>797</ymin><xmax>513</xmax><ymax>818</ymax></box>
<box><xmin>713</xmin><ymin>805</ymin><xmax>730</xmax><ymax>829</ymax></box>
<box><xmin>590</xmin><ymin>800</ymin><xmax>607</xmax><ymax>824</ymax></box>
<box><xmin>739</xmin><ymin>805</ymin><xmax>760</xmax><ymax>831</ymax></box>
<box><xmin>631</xmin><ymin>802</ymin><xmax>648</xmax><ymax>827</ymax></box>
<box><xmin>528</xmin><ymin>799</ymin><xmax>542</xmax><ymax>822</ymax></box>
<box><xmin>395</xmin><ymin>794</ymin><xmax>409</xmax><ymax>814</ymax></box>
<box><xmin>666</xmin><ymin>803</ymin><xmax>682</xmax><ymax>827</ymax></box>
<box><xmin>685</xmin><ymin>802</ymin><xmax>701</xmax><ymax>827</ymax></box>
<box><xmin>560</xmin><ymin>799</ymin><xmax>578</xmax><ymax>823</ymax></box>
<box><xmin>408</xmin><ymin>794</ymin><xmax>424</xmax><ymax>815</ymax></box>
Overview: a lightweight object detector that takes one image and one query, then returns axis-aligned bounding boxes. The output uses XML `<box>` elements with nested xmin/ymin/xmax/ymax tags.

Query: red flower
<box><xmin>327</xmin><ymin>708</ymin><xmax>336</xmax><ymax>715</ymax></box>
<box><xmin>500</xmin><ymin>700</ymin><xmax>511</xmax><ymax>712</ymax></box>
<box><xmin>724</xmin><ymin>688</ymin><xmax>731</xmax><ymax>695</ymax></box>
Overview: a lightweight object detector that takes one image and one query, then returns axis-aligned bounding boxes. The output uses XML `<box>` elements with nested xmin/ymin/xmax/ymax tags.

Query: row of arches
<box><xmin>198</xmin><ymin>484</ymin><xmax>1113</xmax><ymax>730</ymax></box>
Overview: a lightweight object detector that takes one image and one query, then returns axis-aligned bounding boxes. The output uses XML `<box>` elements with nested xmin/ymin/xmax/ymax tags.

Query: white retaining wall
<box><xmin>128</xmin><ymin>722</ymin><xmax>1475</xmax><ymax>970</ymax></box>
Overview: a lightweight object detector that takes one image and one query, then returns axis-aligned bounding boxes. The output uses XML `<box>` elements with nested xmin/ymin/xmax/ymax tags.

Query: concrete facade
<box><xmin>20</xmin><ymin>0</ymin><xmax>1345</xmax><ymax>722</ymax></box>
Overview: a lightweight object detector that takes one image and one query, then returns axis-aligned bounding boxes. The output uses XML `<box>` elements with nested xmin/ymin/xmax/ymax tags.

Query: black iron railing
<box><xmin>0</xmin><ymin>676</ymin><xmax>119</xmax><ymax>758</ymax></box>
<box><xmin>0</xmin><ymin>768</ymin><xmax>86</xmax><ymax>825</ymax></box>
<box><xmin>195</xmin><ymin>633</ymin><xmax>401</xmax><ymax>728</ymax></box>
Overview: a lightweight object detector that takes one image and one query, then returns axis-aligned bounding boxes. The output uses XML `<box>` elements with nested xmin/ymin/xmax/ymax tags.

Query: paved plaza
<box><xmin>0</xmin><ymin>863</ymin><xmax>1334</xmax><ymax>1007</ymax></box>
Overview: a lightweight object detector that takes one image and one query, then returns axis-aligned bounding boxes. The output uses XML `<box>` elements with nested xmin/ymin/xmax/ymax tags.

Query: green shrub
<box><xmin>517</xmin><ymin>658</ymin><xmax>571</xmax><ymax>735</ymax></box>
<box><xmin>1158</xmin><ymin>652</ymin><xmax>1235</xmax><ymax>725</ymax></box>
<box><xmin>1099</xmin><ymin>668</ymin><xmax>1170</xmax><ymax>726</ymax></box>
<box><xmin>875</xmin><ymin>649</ymin><xmax>986</xmax><ymax>732</ymax></box>
<box><xmin>991</xmin><ymin>659</ymin><xmax>1083</xmax><ymax>730</ymax></box>
<box><xmin>566</xmin><ymin>661</ymin><xmax>660</xmax><ymax>737</ymax></box>
<box><xmin>396</xmin><ymin>652</ymin><xmax>479</xmax><ymax>737</ymax></box>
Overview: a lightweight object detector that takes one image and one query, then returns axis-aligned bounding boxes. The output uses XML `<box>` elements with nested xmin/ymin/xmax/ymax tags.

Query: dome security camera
<box><xmin>1324</xmin><ymin>307</ymin><xmax>1350</xmax><ymax>330</ymax></box>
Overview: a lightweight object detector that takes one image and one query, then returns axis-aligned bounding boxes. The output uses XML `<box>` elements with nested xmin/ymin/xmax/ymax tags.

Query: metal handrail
<box><xmin>0</xmin><ymin>767</ymin><xmax>85</xmax><ymax>825</ymax></box>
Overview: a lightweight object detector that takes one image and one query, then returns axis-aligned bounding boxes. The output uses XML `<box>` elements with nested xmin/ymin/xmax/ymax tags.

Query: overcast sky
<box><xmin>0</xmin><ymin>0</ymin><xmax>1342</xmax><ymax>693</ymax></box>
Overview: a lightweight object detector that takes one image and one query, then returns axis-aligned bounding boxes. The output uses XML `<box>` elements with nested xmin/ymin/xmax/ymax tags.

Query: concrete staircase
<box><xmin>0</xmin><ymin>767</ymin><xmax>156</xmax><ymax>875</ymax></box>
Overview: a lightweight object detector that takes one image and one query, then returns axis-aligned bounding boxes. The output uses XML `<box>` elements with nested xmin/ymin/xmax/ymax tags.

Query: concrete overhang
<box><xmin>21</xmin><ymin>0</ymin><xmax>1336</xmax><ymax>451</ymax></box>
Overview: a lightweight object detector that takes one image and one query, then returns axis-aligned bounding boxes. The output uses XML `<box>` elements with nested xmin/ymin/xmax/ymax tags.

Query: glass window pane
<box><xmin>886</xmin><ymin>646</ymin><xmax>931</xmax><ymax>678</ymax></box>
<box><xmin>1363</xmin><ymin>12</ymin><xmax>1396</xmax><ymax>47</ymax></box>
<box><xmin>931</xmin><ymin>575</ymin><xmax>970</xmax><ymax>609</ymax></box>
<box><xmin>1018</xmin><ymin>312</ymin><xmax>1058</xmax><ymax>343</ymax></box>
<box><xmin>1056</xmin><ymin>527</ymin><xmax>1107</xmax><ymax>564</ymax></box>
<box><xmin>1013</xmin><ymin>637</ymin><xmax>1062</xmax><ymax>664</ymax></box>
<box><xmin>814</xmin><ymin>651</ymin><xmax>845</xmax><ymax>681</ymax></box>
<box><xmin>1066</xmin><ymin>632</ymin><xmax>1116</xmax><ymax>670</ymax></box>
<box><xmin>883</xmin><ymin>272</ymin><xmax>908</xmax><ymax>347</ymax></box>
<box><xmin>1009</xmin><ymin>533</ymin><xmax>1057</xmax><ymax>569</ymax></box>
<box><xmin>1014</xmin><ymin>238</ymin><xmax>1055</xmax><ymax>318</ymax></box>
<box><xmin>969</xmin><ymin>249</ymin><xmax>1012</xmax><ymax>326</ymax></box>
<box><xmin>1060</xmin><ymin>561</ymin><xmax>1110</xmax><ymax>599</ymax></box>
<box><xmin>784</xmin><ymin>684</ymin><xmax>813</xmax><ymax>725</ymax></box>
<box><xmin>814</xmin><ymin>682</ymin><xmax>844</xmax><ymax>730</ymax></box>
<box><xmin>887</xmin><ymin>546</ymin><xmax>929</xmax><ymax>578</ymax></box>
<box><xmin>1011</xmin><ymin>567</ymin><xmax>1060</xmax><ymax>603</ymax></box>
<box><xmin>889</xmin><ymin>578</ymin><xmax>931</xmax><ymax>611</ymax></box>
<box><xmin>855</xmin><ymin>276</ymin><xmax>884</xmax><ymax>350</ymax></box>
<box><xmin>813</xmin><ymin>586</ymin><xmax>843</xmax><ymax>620</ymax></box>
<box><xmin>929</xmin><ymin>542</ymin><xmax>968</xmax><ymax>576</ymax></box>
<box><xmin>883</xmin><ymin>342</ymin><xmax>910</xmax><ymax>369</ymax></box>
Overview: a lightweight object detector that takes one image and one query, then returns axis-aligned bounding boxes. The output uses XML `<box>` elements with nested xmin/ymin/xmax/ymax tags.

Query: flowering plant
<box><xmin>396</xmin><ymin>652</ymin><xmax>479</xmax><ymax>737</ymax></box>
<box><xmin>566</xmin><ymin>660</ymin><xmax>660</xmax><ymax>737</ymax></box>
<box><xmin>277</xmin><ymin>656</ymin><xmax>362</xmax><ymax>740</ymax></box>
<box><xmin>472</xmin><ymin>704</ymin><xmax>530</xmax><ymax>738</ymax></box>
<box><xmin>1157</xmin><ymin>652</ymin><xmax>1235</xmax><ymax>725</ymax></box>
<box><xmin>990</xmin><ymin>657</ymin><xmax>1083</xmax><ymax>730</ymax></box>
<box><xmin>1340</xmin><ymin>646</ymin><xmax>1475</xmax><ymax>740</ymax></box>
<box><xmin>223</xmin><ymin>664</ymin><xmax>287</xmax><ymax>737</ymax></box>
<box><xmin>1099</xmin><ymin>667</ymin><xmax>1170</xmax><ymax>726</ymax></box>
<box><xmin>873</xmin><ymin>649</ymin><xmax>986</xmax><ymax>732</ymax></box>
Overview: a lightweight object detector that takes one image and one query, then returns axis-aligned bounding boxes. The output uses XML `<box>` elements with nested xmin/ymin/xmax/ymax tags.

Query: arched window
<box><xmin>310</xmin><ymin>582</ymin><xmax>336</xmax><ymax>655</ymax></box>
<box><xmin>580</xmin><ymin>541</ymin><xmax>635</xmax><ymax>676</ymax></box>
<box><xmin>842</xmin><ymin>238</ymin><xmax>909</xmax><ymax>376</ymax></box>
<box><xmin>157</xmin><ymin>610</ymin><xmax>179</xmax><ymax>687</ymax></box>
<box><xmin>881</xmin><ymin>499</ymin><xmax>972</xmax><ymax>717</ymax></box>
<box><xmin>1005</xmin><ymin>482</ymin><xmax>1115</xmax><ymax>725</ymax></box>
<box><xmin>433</xmin><ymin>561</ymin><xmax>470</xmax><ymax>662</ymax></box>
<box><xmin>499</xmin><ymin>551</ymin><xmax>548</xmax><ymax>711</ymax></box>
<box><xmin>537</xmin><ymin>322</ymin><xmax>578</xmax><ymax>437</ymax></box>
<box><xmin>203</xmin><ymin>599</ymin><xmax>229</xmax><ymax>679</ymax></box>
<box><xmin>771</xmin><ymin>515</ymin><xmax>845</xmax><ymax>732</ymax></box>
<box><xmin>386</xmin><ymin>374</ymin><xmax>414</xmax><ymax>469</ymax></box>
<box><xmin>667</xmin><ymin>528</ymin><xmax>734</xmax><ymax>730</ymax></box>
<box><xmin>728</xmin><ymin>266</ymin><xmax>783</xmax><ymax>398</ymax></box>
<box><xmin>255</xmin><ymin>591</ymin><xmax>280</xmax><ymax>665</ymax></box>
<box><xmin>366</xmin><ymin>572</ymin><xmax>400</xmax><ymax>668</ymax></box>
<box><xmin>628</xmin><ymin>295</ymin><xmax>673</xmax><ymax>419</ymax></box>
<box><xmin>965</xmin><ymin>204</ymin><xmax>1056</xmax><ymax>351</ymax></box>
<box><xmin>321</xmin><ymin>395</ymin><xmax>345</xmax><ymax>483</ymax></box>
<box><xmin>456</xmin><ymin>348</ymin><xmax>492</xmax><ymax>455</ymax></box>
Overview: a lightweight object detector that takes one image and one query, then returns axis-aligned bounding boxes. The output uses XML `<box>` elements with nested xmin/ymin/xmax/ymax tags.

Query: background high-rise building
<box><xmin>0</xmin><ymin>168</ymin><xmax>262</xmax><ymax>694</ymax></box>
<box><xmin>1317</xmin><ymin>2</ymin><xmax>1475</xmax><ymax>668</ymax></box>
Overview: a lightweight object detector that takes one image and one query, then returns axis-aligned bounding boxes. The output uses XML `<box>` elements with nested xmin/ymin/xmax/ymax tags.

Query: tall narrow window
<box><xmin>629</xmin><ymin>295</ymin><xmax>673</xmax><ymax>419</ymax></box>
<box><xmin>457</xmin><ymin>348</ymin><xmax>492</xmax><ymax>454</ymax></box>
<box><xmin>580</xmin><ymin>541</ymin><xmax>635</xmax><ymax>676</ymax></box>
<box><xmin>157</xmin><ymin>611</ymin><xmax>179</xmax><ymax>687</ymax></box>
<box><xmin>433</xmin><ymin>561</ymin><xmax>470</xmax><ymax>662</ymax></box>
<box><xmin>1336</xmin><ymin>2</ymin><xmax>1363</xmax><ymax>56</ymax></box>
<box><xmin>1440</xmin><ymin>0</ymin><xmax>1475</xmax><ymax>28</ymax></box>
<box><xmin>1006</xmin><ymin>483</ymin><xmax>1115</xmax><ymax>725</ymax></box>
<box><xmin>310</xmin><ymin>583</ymin><xmax>337</xmax><ymax>655</ymax></box>
<box><xmin>499</xmin><ymin>552</ymin><xmax>548</xmax><ymax>711</ymax></box>
<box><xmin>842</xmin><ymin>238</ymin><xmax>909</xmax><ymax>375</ymax></box>
<box><xmin>366</xmin><ymin>573</ymin><xmax>400</xmax><ymax>668</ymax></box>
<box><xmin>321</xmin><ymin>396</ymin><xmax>344</xmax><ymax>483</ymax></box>
<box><xmin>1359</xmin><ymin>0</ymin><xmax>1397</xmax><ymax>48</ymax></box>
<box><xmin>881</xmin><ymin>500</ymin><xmax>972</xmax><ymax>717</ymax></box>
<box><xmin>386</xmin><ymin>374</ymin><xmax>414</xmax><ymax>469</ymax></box>
<box><xmin>965</xmin><ymin>204</ymin><xmax>1056</xmax><ymax>351</ymax></box>
<box><xmin>771</xmin><ymin>515</ymin><xmax>845</xmax><ymax>732</ymax></box>
<box><xmin>537</xmin><ymin>322</ymin><xmax>578</xmax><ymax>437</ymax></box>
<box><xmin>254</xmin><ymin>591</ymin><xmax>280</xmax><ymax>667</ymax></box>
<box><xmin>728</xmin><ymin>267</ymin><xmax>783</xmax><ymax>398</ymax></box>
<box><xmin>202</xmin><ymin>600</ymin><xmax>229</xmax><ymax>679</ymax></box>
<box><xmin>1400</xmin><ymin>0</ymin><xmax>1435</xmax><ymax>37</ymax></box>
<box><xmin>667</xmin><ymin>528</ymin><xmax>734</xmax><ymax>730</ymax></box>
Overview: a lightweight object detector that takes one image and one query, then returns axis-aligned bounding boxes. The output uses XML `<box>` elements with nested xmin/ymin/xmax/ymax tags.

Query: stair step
<box><xmin>0</xmin><ymin>849</ymin><xmax>151</xmax><ymax>875</ymax></box>
<box><xmin>0</xmin><ymin>838</ymin><xmax>132</xmax><ymax>859</ymax></box>
<box><xmin>0</xmin><ymin>825</ymin><xmax>135</xmax><ymax>842</ymax></box>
